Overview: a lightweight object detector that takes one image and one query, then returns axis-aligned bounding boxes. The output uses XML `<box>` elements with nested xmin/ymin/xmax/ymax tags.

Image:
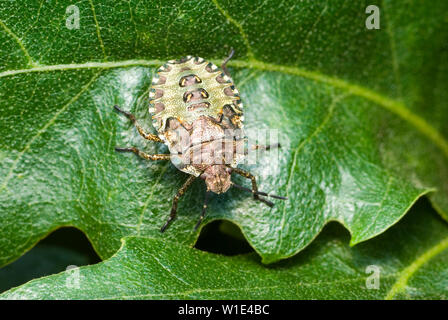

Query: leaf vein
<box><xmin>98</xmin><ymin>274</ymin><xmax>399</xmax><ymax>299</ymax></box>
<box><xmin>0</xmin><ymin>18</ymin><xmax>38</xmax><ymax>67</ymax></box>
<box><xmin>277</xmin><ymin>93</ymin><xmax>347</xmax><ymax>253</ymax></box>
<box><xmin>0</xmin><ymin>58</ymin><xmax>447</xmax><ymax>162</ymax></box>
<box><xmin>0</xmin><ymin>71</ymin><xmax>102</xmax><ymax>192</ymax></box>
<box><xmin>382</xmin><ymin>0</ymin><xmax>402</xmax><ymax>97</ymax></box>
<box><xmin>88</xmin><ymin>0</ymin><xmax>107</xmax><ymax>59</ymax></box>
<box><xmin>210</xmin><ymin>0</ymin><xmax>254</xmax><ymax>59</ymax></box>
<box><xmin>385</xmin><ymin>236</ymin><xmax>448</xmax><ymax>299</ymax></box>
<box><xmin>148</xmin><ymin>253</ymin><xmax>192</xmax><ymax>287</ymax></box>
<box><xmin>137</xmin><ymin>162</ymin><xmax>171</xmax><ymax>235</ymax></box>
<box><xmin>295</xmin><ymin>0</ymin><xmax>329</xmax><ymax>63</ymax></box>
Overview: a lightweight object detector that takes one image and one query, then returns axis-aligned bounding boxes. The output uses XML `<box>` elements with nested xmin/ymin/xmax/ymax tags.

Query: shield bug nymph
<box><xmin>114</xmin><ymin>49</ymin><xmax>286</xmax><ymax>232</ymax></box>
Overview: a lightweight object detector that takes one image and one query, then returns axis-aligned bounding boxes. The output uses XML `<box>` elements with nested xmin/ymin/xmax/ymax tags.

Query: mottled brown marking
<box><xmin>224</xmin><ymin>87</ymin><xmax>234</xmax><ymax>96</ymax></box>
<box><xmin>188</xmin><ymin>102</ymin><xmax>210</xmax><ymax>111</ymax></box>
<box><xmin>155</xmin><ymin>89</ymin><xmax>164</xmax><ymax>99</ymax></box>
<box><xmin>155</xmin><ymin>102</ymin><xmax>165</xmax><ymax>113</ymax></box>
<box><xmin>231</xmin><ymin>115</ymin><xmax>242</xmax><ymax>126</ymax></box>
<box><xmin>216</xmin><ymin>74</ymin><xmax>229</xmax><ymax>83</ymax></box>
<box><xmin>201</xmin><ymin>165</ymin><xmax>232</xmax><ymax>194</ymax></box>
<box><xmin>183</xmin><ymin>88</ymin><xmax>209</xmax><ymax>102</ymax></box>
<box><xmin>158</xmin><ymin>75</ymin><xmax>166</xmax><ymax>85</ymax></box>
<box><xmin>179</xmin><ymin>74</ymin><xmax>202</xmax><ymax>87</ymax></box>
<box><xmin>205</xmin><ymin>63</ymin><xmax>216</xmax><ymax>73</ymax></box>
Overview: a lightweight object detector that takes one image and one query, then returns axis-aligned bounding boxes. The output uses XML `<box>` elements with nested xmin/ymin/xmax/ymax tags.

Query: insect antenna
<box><xmin>194</xmin><ymin>191</ymin><xmax>211</xmax><ymax>231</ymax></box>
<box><xmin>231</xmin><ymin>183</ymin><xmax>287</xmax><ymax>207</ymax></box>
<box><xmin>221</xmin><ymin>48</ymin><xmax>235</xmax><ymax>77</ymax></box>
<box><xmin>251</xmin><ymin>143</ymin><xmax>281</xmax><ymax>151</ymax></box>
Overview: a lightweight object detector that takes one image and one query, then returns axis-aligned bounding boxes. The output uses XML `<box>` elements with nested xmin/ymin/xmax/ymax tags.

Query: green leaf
<box><xmin>0</xmin><ymin>0</ymin><xmax>447</xmax><ymax>266</ymax></box>
<box><xmin>2</xmin><ymin>200</ymin><xmax>448</xmax><ymax>299</ymax></box>
<box><xmin>0</xmin><ymin>228</ymin><xmax>99</xmax><ymax>293</ymax></box>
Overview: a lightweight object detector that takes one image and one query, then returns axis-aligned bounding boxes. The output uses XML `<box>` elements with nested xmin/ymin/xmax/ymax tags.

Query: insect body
<box><xmin>114</xmin><ymin>50</ymin><xmax>286</xmax><ymax>232</ymax></box>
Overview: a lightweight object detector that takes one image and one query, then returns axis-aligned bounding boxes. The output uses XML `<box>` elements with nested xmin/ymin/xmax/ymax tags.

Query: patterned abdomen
<box><xmin>149</xmin><ymin>56</ymin><xmax>246</xmax><ymax>177</ymax></box>
<box><xmin>149</xmin><ymin>56</ymin><xmax>244</xmax><ymax>137</ymax></box>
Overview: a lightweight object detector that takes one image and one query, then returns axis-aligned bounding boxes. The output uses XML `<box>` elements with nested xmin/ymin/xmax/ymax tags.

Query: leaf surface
<box><xmin>2</xmin><ymin>200</ymin><xmax>448</xmax><ymax>299</ymax></box>
<box><xmin>0</xmin><ymin>0</ymin><xmax>447</xmax><ymax>265</ymax></box>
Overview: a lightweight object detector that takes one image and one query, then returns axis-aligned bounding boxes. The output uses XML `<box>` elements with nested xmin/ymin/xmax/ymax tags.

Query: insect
<box><xmin>114</xmin><ymin>49</ymin><xmax>286</xmax><ymax>232</ymax></box>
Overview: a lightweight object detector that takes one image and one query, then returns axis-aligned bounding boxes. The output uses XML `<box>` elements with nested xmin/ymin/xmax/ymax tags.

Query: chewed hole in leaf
<box><xmin>0</xmin><ymin>227</ymin><xmax>100</xmax><ymax>294</ymax></box>
<box><xmin>195</xmin><ymin>220</ymin><xmax>255</xmax><ymax>256</ymax></box>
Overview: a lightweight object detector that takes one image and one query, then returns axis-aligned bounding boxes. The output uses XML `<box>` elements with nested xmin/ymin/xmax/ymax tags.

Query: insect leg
<box><xmin>114</xmin><ymin>105</ymin><xmax>163</xmax><ymax>143</ymax></box>
<box><xmin>194</xmin><ymin>191</ymin><xmax>211</xmax><ymax>231</ymax></box>
<box><xmin>161</xmin><ymin>175</ymin><xmax>197</xmax><ymax>232</ymax></box>
<box><xmin>251</xmin><ymin>143</ymin><xmax>281</xmax><ymax>151</ymax></box>
<box><xmin>115</xmin><ymin>147</ymin><xmax>170</xmax><ymax>161</ymax></box>
<box><xmin>229</xmin><ymin>167</ymin><xmax>274</xmax><ymax>207</ymax></box>
<box><xmin>221</xmin><ymin>48</ymin><xmax>235</xmax><ymax>78</ymax></box>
